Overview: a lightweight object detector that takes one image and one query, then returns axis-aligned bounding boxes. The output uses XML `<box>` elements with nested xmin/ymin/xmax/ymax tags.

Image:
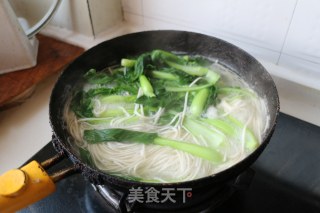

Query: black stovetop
<box><xmin>19</xmin><ymin>113</ymin><xmax>320</xmax><ymax>213</ymax></box>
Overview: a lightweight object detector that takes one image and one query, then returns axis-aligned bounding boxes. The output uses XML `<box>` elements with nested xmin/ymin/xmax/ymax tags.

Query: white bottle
<box><xmin>0</xmin><ymin>0</ymin><xmax>38</xmax><ymax>74</ymax></box>
<box><xmin>0</xmin><ymin>0</ymin><xmax>61</xmax><ymax>74</ymax></box>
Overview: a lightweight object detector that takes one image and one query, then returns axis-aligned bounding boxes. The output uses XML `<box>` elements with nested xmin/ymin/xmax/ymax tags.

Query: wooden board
<box><xmin>0</xmin><ymin>34</ymin><xmax>84</xmax><ymax>109</ymax></box>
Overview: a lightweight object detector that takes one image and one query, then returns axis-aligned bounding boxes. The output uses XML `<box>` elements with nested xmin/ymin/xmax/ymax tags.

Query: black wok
<box><xmin>1</xmin><ymin>30</ymin><xmax>280</xmax><ymax>212</ymax></box>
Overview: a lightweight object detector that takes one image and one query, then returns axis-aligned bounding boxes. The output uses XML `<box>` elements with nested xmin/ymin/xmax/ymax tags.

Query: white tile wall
<box><xmin>45</xmin><ymin>0</ymin><xmax>320</xmax><ymax>86</ymax></box>
<box><xmin>121</xmin><ymin>0</ymin><xmax>142</xmax><ymax>15</ymax></box>
<box><xmin>279</xmin><ymin>0</ymin><xmax>320</xmax><ymax>73</ymax></box>
<box><xmin>143</xmin><ymin>0</ymin><xmax>296</xmax><ymax>50</ymax></box>
<box><xmin>123</xmin><ymin>12</ymin><xmax>144</xmax><ymax>25</ymax></box>
<box><xmin>121</xmin><ymin>0</ymin><xmax>144</xmax><ymax>25</ymax></box>
<box><xmin>121</xmin><ymin>0</ymin><xmax>320</xmax><ymax>87</ymax></box>
<box><xmin>87</xmin><ymin>0</ymin><xmax>123</xmax><ymax>36</ymax></box>
<box><xmin>122</xmin><ymin>0</ymin><xmax>297</xmax><ymax>64</ymax></box>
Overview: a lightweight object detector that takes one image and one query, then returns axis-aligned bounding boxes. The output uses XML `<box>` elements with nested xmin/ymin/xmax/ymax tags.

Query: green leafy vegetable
<box><xmin>86</xmin><ymin>88</ymin><xmax>114</xmax><ymax>97</ymax></box>
<box><xmin>84</xmin><ymin>128</ymin><xmax>223</xmax><ymax>163</ymax></box>
<box><xmin>217</xmin><ymin>87</ymin><xmax>256</xmax><ymax>98</ymax></box>
<box><xmin>203</xmin><ymin>86</ymin><xmax>217</xmax><ymax>110</ymax></box>
<box><xmin>165</xmin><ymin>61</ymin><xmax>209</xmax><ymax>76</ymax></box>
<box><xmin>227</xmin><ymin>116</ymin><xmax>259</xmax><ymax>151</ymax></box>
<box><xmin>151</xmin><ymin>49</ymin><xmax>220</xmax><ymax>84</ymax></box>
<box><xmin>165</xmin><ymin>83</ymin><xmax>214</xmax><ymax>92</ymax></box>
<box><xmin>139</xmin><ymin>75</ymin><xmax>156</xmax><ymax>97</ymax></box>
<box><xmin>190</xmin><ymin>88</ymin><xmax>210</xmax><ymax>117</ymax></box>
<box><xmin>183</xmin><ymin>117</ymin><xmax>226</xmax><ymax>148</ymax></box>
<box><xmin>135</xmin><ymin>92</ymin><xmax>184</xmax><ymax>110</ymax></box>
<box><xmin>84</xmin><ymin>128</ymin><xmax>158</xmax><ymax>144</ymax></box>
<box><xmin>151</xmin><ymin>71</ymin><xmax>180</xmax><ymax>81</ymax></box>
<box><xmin>151</xmin><ymin>49</ymin><xmax>185</xmax><ymax>64</ymax></box>
<box><xmin>70</xmin><ymin>91</ymin><xmax>94</xmax><ymax>118</ymax></box>
<box><xmin>154</xmin><ymin>137</ymin><xmax>223</xmax><ymax>163</ymax></box>
<box><xmin>131</xmin><ymin>53</ymin><xmax>151</xmax><ymax>81</ymax></box>
<box><xmin>121</xmin><ymin>58</ymin><xmax>136</xmax><ymax>67</ymax></box>
<box><xmin>203</xmin><ymin>118</ymin><xmax>237</xmax><ymax>137</ymax></box>
<box><xmin>84</xmin><ymin>69</ymin><xmax>113</xmax><ymax>84</ymax></box>
<box><xmin>99</xmin><ymin>95</ymin><xmax>136</xmax><ymax>104</ymax></box>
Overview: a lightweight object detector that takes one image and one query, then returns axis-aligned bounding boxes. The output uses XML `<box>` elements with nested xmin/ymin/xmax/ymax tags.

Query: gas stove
<box><xmin>19</xmin><ymin>113</ymin><xmax>320</xmax><ymax>213</ymax></box>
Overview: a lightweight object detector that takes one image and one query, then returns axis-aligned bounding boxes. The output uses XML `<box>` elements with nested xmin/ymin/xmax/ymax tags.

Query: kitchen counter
<box><xmin>0</xmin><ymin>74</ymin><xmax>58</xmax><ymax>174</ymax></box>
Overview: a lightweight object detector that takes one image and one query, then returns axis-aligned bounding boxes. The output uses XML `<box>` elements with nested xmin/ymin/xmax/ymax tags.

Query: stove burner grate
<box><xmin>87</xmin><ymin>169</ymin><xmax>254</xmax><ymax>213</ymax></box>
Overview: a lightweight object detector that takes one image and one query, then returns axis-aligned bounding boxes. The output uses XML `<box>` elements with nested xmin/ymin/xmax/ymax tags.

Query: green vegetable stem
<box><xmin>139</xmin><ymin>75</ymin><xmax>156</xmax><ymax>97</ymax></box>
<box><xmin>84</xmin><ymin>128</ymin><xmax>223</xmax><ymax>163</ymax></box>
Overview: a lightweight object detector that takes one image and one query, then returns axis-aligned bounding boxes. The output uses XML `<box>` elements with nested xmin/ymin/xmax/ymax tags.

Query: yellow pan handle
<box><xmin>0</xmin><ymin>161</ymin><xmax>56</xmax><ymax>213</ymax></box>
